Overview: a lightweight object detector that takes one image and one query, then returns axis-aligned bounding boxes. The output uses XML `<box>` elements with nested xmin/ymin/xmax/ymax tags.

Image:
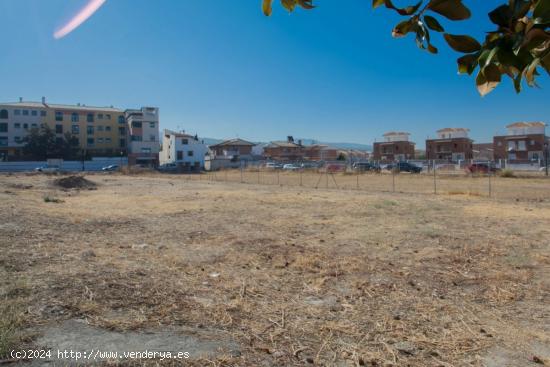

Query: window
<box><xmin>55</xmin><ymin>125</ymin><xmax>63</xmax><ymax>134</ymax></box>
<box><xmin>508</xmin><ymin>141</ymin><xmax>515</xmax><ymax>150</ymax></box>
<box><xmin>14</xmin><ymin>110</ymin><xmax>20</xmax><ymax>116</ymax></box>
<box><xmin>177</xmin><ymin>151</ymin><xmax>183</xmax><ymax>160</ymax></box>
<box><xmin>0</xmin><ymin>123</ymin><xmax>7</xmax><ymax>132</ymax></box>
<box><xmin>97</xmin><ymin>125</ymin><xmax>104</xmax><ymax>131</ymax></box>
<box><xmin>14</xmin><ymin>136</ymin><xmax>21</xmax><ymax>143</ymax></box>
<box><xmin>40</xmin><ymin>110</ymin><xmax>46</xmax><ymax>117</ymax></box>
<box><xmin>119</xmin><ymin>139</ymin><xmax>126</xmax><ymax>148</ymax></box>
<box><xmin>98</xmin><ymin>114</ymin><xmax>103</xmax><ymax>119</ymax></box>
<box><xmin>31</xmin><ymin>110</ymin><xmax>37</xmax><ymax>116</ymax></box>
<box><xmin>87</xmin><ymin>113</ymin><xmax>94</xmax><ymax>123</ymax></box>
<box><xmin>141</xmin><ymin>147</ymin><xmax>151</xmax><ymax>153</ymax></box>
<box><xmin>87</xmin><ymin>126</ymin><xmax>94</xmax><ymax>135</ymax></box>
<box><xmin>106</xmin><ymin>114</ymin><xmax>111</xmax><ymax>120</ymax></box>
<box><xmin>22</xmin><ymin>110</ymin><xmax>29</xmax><ymax>116</ymax></box>
<box><xmin>55</xmin><ymin>111</ymin><xmax>63</xmax><ymax>121</ymax></box>
<box><xmin>72</xmin><ymin>125</ymin><xmax>80</xmax><ymax>134</ymax></box>
<box><xmin>97</xmin><ymin>138</ymin><xmax>104</xmax><ymax>144</ymax></box>
<box><xmin>518</xmin><ymin>140</ymin><xmax>526</xmax><ymax>151</ymax></box>
<box><xmin>132</xmin><ymin>121</ymin><xmax>142</xmax><ymax>128</ymax></box>
<box><xmin>71</xmin><ymin>113</ymin><xmax>79</xmax><ymax>122</ymax></box>
<box><xmin>0</xmin><ymin>137</ymin><xmax>7</xmax><ymax>146</ymax></box>
<box><xmin>14</xmin><ymin>123</ymin><xmax>21</xmax><ymax>129</ymax></box>
<box><xmin>187</xmin><ymin>150</ymin><xmax>194</xmax><ymax>157</ymax></box>
<box><xmin>530</xmin><ymin>140</ymin><xmax>535</xmax><ymax>146</ymax></box>
<box><xmin>87</xmin><ymin>138</ymin><xmax>94</xmax><ymax>146</ymax></box>
<box><xmin>105</xmin><ymin>138</ymin><xmax>112</xmax><ymax>143</ymax></box>
<box><xmin>31</xmin><ymin>123</ymin><xmax>37</xmax><ymax>128</ymax></box>
<box><xmin>0</xmin><ymin>110</ymin><xmax>8</xmax><ymax>119</ymax></box>
<box><xmin>23</xmin><ymin>123</ymin><xmax>28</xmax><ymax>130</ymax></box>
<box><xmin>149</xmin><ymin>134</ymin><xmax>156</xmax><ymax>141</ymax></box>
<box><xmin>118</xmin><ymin>116</ymin><xmax>125</xmax><ymax>124</ymax></box>
<box><xmin>149</xmin><ymin>122</ymin><xmax>155</xmax><ymax>128</ymax></box>
<box><xmin>131</xmin><ymin>135</ymin><xmax>142</xmax><ymax>141</ymax></box>
<box><xmin>182</xmin><ymin>138</ymin><xmax>188</xmax><ymax>145</ymax></box>
<box><xmin>118</xmin><ymin>127</ymin><xmax>125</xmax><ymax>135</ymax></box>
<box><xmin>105</xmin><ymin>126</ymin><xmax>111</xmax><ymax>131</ymax></box>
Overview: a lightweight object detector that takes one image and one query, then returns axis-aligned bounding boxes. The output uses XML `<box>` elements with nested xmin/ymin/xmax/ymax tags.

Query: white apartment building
<box><xmin>160</xmin><ymin>129</ymin><xmax>209</xmax><ymax>171</ymax></box>
<box><xmin>126</xmin><ymin>107</ymin><xmax>160</xmax><ymax>165</ymax></box>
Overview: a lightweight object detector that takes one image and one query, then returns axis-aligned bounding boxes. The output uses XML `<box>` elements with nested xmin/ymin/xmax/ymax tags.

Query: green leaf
<box><xmin>392</xmin><ymin>20</ymin><xmax>415</xmax><ymax>38</ymax></box>
<box><xmin>533</xmin><ymin>0</ymin><xmax>550</xmax><ymax>24</ymax></box>
<box><xmin>444</xmin><ymin>34</ymin><xmax>482</xmax><ymax>53</ymax></box>
<box><xmin>427</xmin><ymin>43</ymin><xmax>438</xmax><ymax>54</ymax></box>
<box><xmin>373</xmin><ymin>0</ymin><xmax>385</xmax><ymax>8</ymax></box>
<box><xmin>384</xmin><ymin>0</ymin><xmax>423</xmax><ymax>16</ymax></box>
<box><xmin>428</xmin><ymin>0</ymin><xmax>471</xmax><ymax>21</ymax></box>
<box><xmin>263</xmin><ymin>0</ymin><xmax>273</xmax><ymax>16</ymax></box>
<box><xmin>476</xmin><ymin>67</ymin><xmax>500</xmax><ymax>97</ymax></box>
<box><xmin>457</xmin><ymin>54</ymin><xmax>478</xmax><ymax>75</ymax></box>
<box><xmin>423</xmin><ymin>15</ymin><xmax>445</xmax><ymax>32</ymax></box>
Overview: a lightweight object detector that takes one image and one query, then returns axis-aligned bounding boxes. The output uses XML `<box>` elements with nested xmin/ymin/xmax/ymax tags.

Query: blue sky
<box><xmin>0</xmin><ymin>0</ymin><xmax>548</xmax><ymax>145</ymax></box>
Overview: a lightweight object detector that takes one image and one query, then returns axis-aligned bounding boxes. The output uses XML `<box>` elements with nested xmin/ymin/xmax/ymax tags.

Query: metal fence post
<box><xmin>277</xmin><ymin>169</ymin><xmax>280</xmax><ymax>186</ymax></box>
<box><xmin>433</xmin><ymin>160</ymin><xmax>437</xmax><ymax>195</ymax></box>
<box><xmin>300</xmin><ymin>170</ymin><xmax>303</xmax><ymax>187</ymax></box>
<box><xmin>488</xmin><ymin>170</ymin><xmax>492</xmax><ymax>198</ymax></box>
<box><xmin>240</xmin><ymin>164</ymin><xmax>243</xmax><ymax>183</ymax></box>
<box><xmin>392</xmin><ymin>168</ymin><xmax>395</xmax><ymax>193</ymax></box>
<box><xmin>356</xmin><ymin>173</ymin><xmax>359</xmax><ymax>190</ymax></box>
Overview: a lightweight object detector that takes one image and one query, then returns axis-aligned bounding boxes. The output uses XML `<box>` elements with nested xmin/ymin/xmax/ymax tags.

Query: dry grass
<box><xmin>1</xmin><ymin>172</ymin><xmax>549</xmax><ymax>366</ymax></box>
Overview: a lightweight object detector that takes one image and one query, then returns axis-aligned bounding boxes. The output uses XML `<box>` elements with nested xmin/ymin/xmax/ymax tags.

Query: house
<box><xmin>473</xmin><ymin>143</ymin><xmax>494</xmax><ymax>161</ymax></box>
<box><xmin>303</xmin><ymin>144</ymin><xmax>339</xmax><ymax>161</ymax></box>
<box><xmin>263</xmin><ymin>136</ymin><xmax>305</xmax><ymax>161</ymax></box>
<box><xmin>373</xmin><ymin>132</ymin><xmax>415</xmax><ymax>162</ymax></box>
<box><xmin>209</xmin><ymin>138</ymin><xmax>256</xmax><ymax>160</ymax></box>
<box><xmin>426</xmin><ymin>128</ymin><xmax>473</xmax><ymax>161</ymax></box>
<box><xmin>159</xmin><ymin>129</ymin><xmax>209</xmax><ymax>171</ymax></box>
<box><xmin>0</xmin><ymin>97</ymin><xmax>158</xmax><ymax>164</ymax></box>
<box><xmin>493</xmin><ymin>122</ymin><xmax>548</xmax><ymax>162</ymax></box>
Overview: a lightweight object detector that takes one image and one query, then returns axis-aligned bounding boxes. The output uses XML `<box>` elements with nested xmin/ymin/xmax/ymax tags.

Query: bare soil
<box><xmin>1</xmin><ymin>172</ymin><xmax>549</xmax><ymax>366</ymax></box>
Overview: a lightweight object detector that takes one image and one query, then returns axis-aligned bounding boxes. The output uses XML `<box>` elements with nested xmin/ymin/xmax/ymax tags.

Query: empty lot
<box><xmin>1</xmin><ymin>173</ymin><xmax>549</xmax><ymax>366</ymax></box>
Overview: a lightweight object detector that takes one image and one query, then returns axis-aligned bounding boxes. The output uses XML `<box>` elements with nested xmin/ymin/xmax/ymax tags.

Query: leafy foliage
<box><xmin>22</xmin><ymin>124</ymin><xmax>80</xmax><ymax>160</ymax></box>
<box><xmin>262</xmin><ymin>0</ymin><xmax>550</xmax><ymax>96</ymax></box>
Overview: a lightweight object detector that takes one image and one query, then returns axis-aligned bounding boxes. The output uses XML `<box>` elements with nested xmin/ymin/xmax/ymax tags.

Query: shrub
<box><xmin>499</xmin><ymin>169</ymin><xmax>516</xmax><ymax>178</ymax></box>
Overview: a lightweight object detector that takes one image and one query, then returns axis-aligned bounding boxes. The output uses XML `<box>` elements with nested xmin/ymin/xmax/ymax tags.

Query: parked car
<box><xmin>352</xmin><ymin>162</ymin><xmax>381</xmax><ymax>172</ymax></box>
<box><xmin>35</xmin><ymin>165</ymin><xmax>60</xmax><ymax>173</ymax></box>
<box><xmin>265</xmin><ymin>162</ymin><xmax>283</xmax><ymax>169</ymax></box>
<box><xmin>465</xmin><ymin>163</ymin><xmax>499</xmax><ymax>174</ymax></box>
<box><xmin>300</xmin><ymin>162</ymin><xmax>320</xmax><ymax>169</ymax></box>
<box><xmin>102</xmin><ymin>165</ymin><xmax>119</xmax><ymax>172</ymax></box>
<box><xmin>386</xmin><ymin>162</ymin><xmax>422</xmax><ymax>173</ymax></box>
<box><xmin>283</xmin><ymin>163</ymin><xmax>301</xmax><ymax>171</ymax></box>
<box><xmin>157</xmin><ymin>163</ymin><xmax>178</xmax><ymax>173</ymax></box>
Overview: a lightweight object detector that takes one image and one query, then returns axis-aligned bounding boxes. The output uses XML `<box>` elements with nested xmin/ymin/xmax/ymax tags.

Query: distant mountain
<box><xmin>201</xmin><ymin>137</ymin><xmax>372</xmax><ymax>151</ymax></box>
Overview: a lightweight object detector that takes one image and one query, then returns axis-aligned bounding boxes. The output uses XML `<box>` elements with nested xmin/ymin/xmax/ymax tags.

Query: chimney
<box><xmin>41</xmin><ymin>96</ymin><xmax>46</xmax><ymax>104</ymax></box>
<box><xmin>287</xmin><ymin>135</ymin><xmax>294</xmax><ymax>143</ymax></box>
<box><xmin>298</xmin><ymin>139</ymin><xmax>302</xmax><ymax>146</ymax></box>
<box><xmin>19</xmin><ymin>97</ymin><xmax>23</xmax><ymax>102</ymax></box>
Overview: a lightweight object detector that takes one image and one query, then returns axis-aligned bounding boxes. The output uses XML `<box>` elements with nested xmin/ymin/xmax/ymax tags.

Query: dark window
<box><xmin>55</xmin><ymin>111</ymin><xmax>63</xmax><ymax>121</ymax></box>
<box><xmin>87</xmin><ymin>113</ymin><xmax>94</xmax><ymax>123</ymax></box>
<box><xmin>71</xmin><ymin>113</ymin><xmax>79</xmax><ymax>122</ymax></box>
<box><xmin>132</xmin><ymin>121</ymin><xmax>142</xmax><ymax>128</ymax></box>
<box><xmin>0</xmin><ymin>109</ymin><xmax>8</xmax><ymax>119</ymax></box>
<box><xmin>55</xmin><ymin>125</ymin><xmax>63</xmax><ymax>134</ymax></box>
<box><xmin>106</xmin><ymin>114</ymin><xmax>111</xmax><ymax>120</ymax></box>
<box><xmin>87</xmin><ymin>138</ymin><xmax>94</xmax><ymax>146</ymax></box>
<box><xmin>131</xmin><ymin>135</ymin><xmax>142</xmax><ymax>142</ymax></box>
<box><xmin>98</xmin><ymin>114</ymin><xmax>103</xmax><ymax>119</ymax></box>
<box><xmin>23</xmin><ymin>123</ymin><xmax>28</xmax><ymax>129</ymax></box>
<box><xmin>14</xmin><ymin>110</ymin><xmax>20</xmax><ymax>116</ymax></box>
<box><xmin>14</xmin><ymin>123</ymin><xmax>21</xmax><ymax>129</ymax></box>
<box><xmin>118</xmin><ymin>127</ymin><xmax>125</xmax><ymax>135</ymax></box>
<box><xmin>40</xmin><ymin>110</ymin><xmax>47</xmax><ymax>117</ymax></box>
<box><xmin>0</xmin><ymin>137</ymin><xmax>7</xmax><ymax>146</ymax></box>
<box><xmin>72</xmin><ymin>125</ymin><xmax>80</xmax><ymax>134</ymax></box>
<box><xmin>14</xmin><ymin>136</ymin><xmax>21</xmax><ymax>143</ymax></box>
<box><xmin>31</xmin><ymin>110</ymin><xmax>37</xmax><ymax>116</ymax></box>
<box><xmin>187</xmin><ymin>150</ymin><xmax>194</xmax><ymax>157</ymax></box>
<box><xmin>119</xmin><ymin>139</ymin><xmax>126</xmax><ymax>148</ymax></box>
<box><xmin>22</xmin><ymin>110</ymin><xmax>29</xmax><ymax>116</ymax></box>
<box><xmin>182</xmin><ymin>138</ymin><xmax>188</xmax><ymax>145</ymax></box>
<box><xmin>177</xmin><ymin>151</ymin><xmax>183</xmax><ymax>160</ymax></box>
<box><xmin>87</xmin><ymin>126</ymin><xmax>94</xmax><ymax>135</ymax></box>
<box><xmin>105</xmin><ymin>126</ymin><xmax>111</xmax><ymax>131</ymax></box>
<box><xmin>0</xmin><ymin>123</ymin><xmax>7</xmax><ymax>132</ymax></box>
<box><xmin>149</xmin><ymin>122</ymin><xmax>155</xmax><ymax>128</ymax></box>
<box><xmin>118</xmin><ymin>116</ymin><xmax>125</xmax><ymax>124</ymax></box>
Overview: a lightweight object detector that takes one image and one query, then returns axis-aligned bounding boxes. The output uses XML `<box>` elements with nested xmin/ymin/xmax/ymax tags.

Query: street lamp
<box><xmin>544</xmin><ymin>142</ymin><xmax>549</xmax><ymax>177</ymax></box>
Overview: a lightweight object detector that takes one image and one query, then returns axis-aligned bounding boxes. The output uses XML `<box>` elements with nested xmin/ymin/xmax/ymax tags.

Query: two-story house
<box><xmin>426</xmin><ymin>128</ymin><xmax>473</xmax><ymax>161</ymax></box>
<box><xmin>160</xmin><ymin>129</ymin><xmax>208</xmax><ymax>171</ymax></box>
<box><xmin>493</xmin><ymin>122</ymin><xmax>548</xmax><ymax>162</ymax></box>
<box><xmin>373</xmin><ymin>132</ymin><xmax>415</xmax><ymax>162</ymax></box>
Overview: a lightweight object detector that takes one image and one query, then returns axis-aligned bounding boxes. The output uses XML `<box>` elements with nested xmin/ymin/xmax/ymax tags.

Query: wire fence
<box><xmin>177</xmin><ymin>167</ymin><xmax>550</xmax><ymax>201</ymax></box>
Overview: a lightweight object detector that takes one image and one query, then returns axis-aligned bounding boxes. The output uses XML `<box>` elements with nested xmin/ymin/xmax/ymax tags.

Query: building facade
<box><xmin>493</xmin><ymin>122</ymin><xmax>548</xmax><ymax>162</ymax></box>
<box><xmin>0</xmin><ymin>98</ymin><xmax>158</xmax><ymax>164</ymax></box>
<box><xmin>303</xmin><ymin>144</ymin><xmax>339</xmax><ymax>161</ymax></box>
<box><xmin>263</xmin><ymin>137</ymin><xmax>305</xmax><ymax>161</ymax></box>
<box><xmin>426</xmin><ymin>128</ymin><xmax>473</xmax><ymax>161</ymax></box>
<box><xmin>209</xmin><ymin>138</ymin><xmax>256</xmax><ymax>159</ymax></box>
<box><xmin>373</xmin><ymin>132</ymin><xmax>415</xmax><ymax>162</ymax></box>
<box><xmin>159</xmin><ymin>129</ymin><xmax>208</xmax><ymax>171</ymax></box>
<box><xmin>125</xmin><ymin>107</ymin><xmax>160</xmax><ymax>166</ymax></box>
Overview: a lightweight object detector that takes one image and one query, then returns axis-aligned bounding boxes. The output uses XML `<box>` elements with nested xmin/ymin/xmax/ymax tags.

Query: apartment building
<box><xmin>159</xmin><ymin>129</ymin><xmax>208</xmax><ymax>171</ymax></box>
<box><xmin>426</xmin><ymin>128</ymin><xmax>473</xmax><ymax>161</ymax></box>
<box><xmin>125</xmin><ymin>107</ymin><xmax>160</xmax><ymax>165</ymax></box>
<box><xmin>373</xmin><ymin>132</ymin><xmax>415</xmax><ymax>162</ymax></box>
<box><xmin>303</xmin><ymin>144</ymin><xmax>339</xmax><ymax>161</ymax></box>
<box><xmin>209</xmin><ymin>138</ymin><xmax>256</xmax><ymax>159</ymax></box>
<box><xmin>493</xmin><ymin>122</ymin><xmax>548</xmax><ymax>162</ymax></box>
<box><xmin>263</xmin><ymin>136</ymin><xmax>304</xmax><ymax>161</ymax></box>
<box><xmin>0</xmin><ymin>98</ymin><xmax>159</xmax><ymax>164</ymax></box>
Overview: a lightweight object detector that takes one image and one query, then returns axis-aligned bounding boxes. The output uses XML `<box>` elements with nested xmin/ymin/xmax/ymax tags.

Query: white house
<box><xmin>160</xmin><ymin>129</ymin><xmax>208</xmax><ymax>171</ymax></box>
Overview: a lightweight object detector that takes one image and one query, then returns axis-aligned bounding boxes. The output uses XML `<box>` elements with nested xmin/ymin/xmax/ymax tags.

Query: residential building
<box><xmin>426</xmin><ymin>128</ymin><xmax>473</xmax><ymax>161</ymax></box>
<box><xmin>159</xmin><ymin>129</ymin><xmax>208</xmax><ymax>171</ymax></box>
<box><xmin>493</xmin><ymin>122</ymin><xmax>548</xmax><ymax>162</ymax></box>
<box><xmin>0</xmin><ymin>98</ymin><xmax>159</xmax><ymax>164</ymax></box>
<box><xmin>303</xmin><ymin>144</ymin><xmax>339</xmax><ymax>161</ymax></box>
<box><xmin>125</xmin><ymin>107</ymin><xmax>160</xmax><ymax>166</ymax></box>
<box><xmin>473</xmin><ymin>143</ymin><xmax>494</xmax><ymax>161</ymax></box>
<box><xmin>263</xmin><ymin>136</ymin><xmax>305</xmax><ymax>161</ymax></box>
<box><xmin>373</xmin><ymin>132</ymin><xmax>415</xmax><ymax>162</ymax></box>
<box><xmin>209</xmin><ymin>138</ymin><xmax>256</xmax><ymax>159</ymax></box>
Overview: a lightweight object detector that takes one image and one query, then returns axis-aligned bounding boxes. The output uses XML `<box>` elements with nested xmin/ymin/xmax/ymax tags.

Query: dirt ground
<box><xmin>1</xmin><ymin>172</ymin><xmax>549</xmax><ymax>366</ymax></box>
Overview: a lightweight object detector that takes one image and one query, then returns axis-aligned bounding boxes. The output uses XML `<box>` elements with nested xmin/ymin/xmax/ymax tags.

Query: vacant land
<box><xmin>1</xmin><ymin>173</ymin><xmax>549</xmax><ymax>366</ymax></box>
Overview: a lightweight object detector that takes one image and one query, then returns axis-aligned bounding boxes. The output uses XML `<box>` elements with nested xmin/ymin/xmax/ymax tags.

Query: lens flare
<box><xmin>53</xmin><ymin>0</ymin><xmax>107</xmax><ymax>39</ymax></box>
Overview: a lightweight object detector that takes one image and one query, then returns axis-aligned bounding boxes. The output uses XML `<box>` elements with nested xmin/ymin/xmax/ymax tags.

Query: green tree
<box><xmin>262</xmin><ymin>0</ymin><xmax>549</xmax><ymax>96</ymax></box>
<box><xmin>22</xmin><ymin>124</ymin><xmax>79</xmax><ymax>160</ymax></box>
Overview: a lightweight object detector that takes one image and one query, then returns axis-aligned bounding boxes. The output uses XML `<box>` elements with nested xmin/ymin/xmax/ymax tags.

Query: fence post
<box><xmin>300</xmin><ymin>170</ymin><xmax>303</xmax><ymax>187</ymax></box>
<box><xmin>257</xmin><ymin>166</ymin><xmax>260</xmax><ymax>184</ymax></box>
<box><xmin>277</xmin><ymin>169</ymin><xmax>280</xmax><ymax>186</ymax></box>
<box><xmin>433</xmin><ymin>160</ymin><xmax>437</xmax><ymax>195</ymax></box>
<box><xmin>392</xmin><ymin>168</ymin><xmax>395</xmax><ymax>193</ymax></box>
<box><xmin>356</xmin><ymin>173</ymin><xmax>359</xmax><ymax>190</ymax></box>
<box><xmin>488</xmin><ymin>170</ymin><xmax>492</xmax><ymax>198</ymax></box>
<box><xmin>240</xmin><ymin>164</ymin><xmax>243</xmax><ymax>183</ymax></box>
